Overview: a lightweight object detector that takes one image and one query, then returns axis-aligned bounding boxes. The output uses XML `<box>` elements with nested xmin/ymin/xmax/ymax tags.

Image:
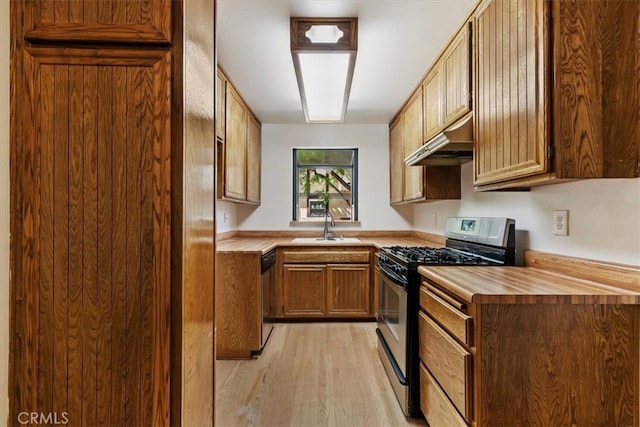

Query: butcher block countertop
<box><xmin>418</xmin><ymin>250</ymin><xmax>640</xmax><ymax>305</ymax></box>
<box><xmin>216</xmin><ymin>231</ymin><xmax>444</xmax><ymax>253</ymax></box>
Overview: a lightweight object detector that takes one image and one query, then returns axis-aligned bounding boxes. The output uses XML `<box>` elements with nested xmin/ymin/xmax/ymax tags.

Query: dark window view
<box><xmin>293</xmin><ymin>148</ymin><xmax>358</xmax><ymax>221</ymax></box>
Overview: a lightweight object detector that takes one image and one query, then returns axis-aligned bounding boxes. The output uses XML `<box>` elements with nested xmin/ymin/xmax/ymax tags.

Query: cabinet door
<box><xmin>246</xmin><ymin>113</ymin><xmax>261</xmax><ymax>204</ymax></box>
<box><xmin>443</xmin><ymin>23</ymin><xmax>471</xmax><ymax>126</ymax></box>
<box><xmin>22</xmin><ymin>0</ymin><xmax>171</xmax><ymax>44</ymax></box>
<box><xmin>474</xmin><ymin>0</ymin><xmax>549</xmax><ymax>186</ymax></box>
<box><xmin>403</xmin><ymin>88</ymin><xmax>425</xmax><ymax>201</ymax></box>
<box><xmin>10</xmin><ymin>46</ymin><xmax>172</xmax><ymax>426</ymax></box>
<box><xmin>216</xmin><ymin>68</ymin><xmax>226</xmax><ymax>140</ymax></box>
<box><xmin>327</xmin><ymin>264</ymin><xmax>371</xmax><ymax>317</ymax></box>
<box><xmin>224</xmin><ymin>84</ymin><xmax>248</xmax><ymax>200</ymax></box>
<box><xmin>283</xmin><ymin>265</ymin><xmax>326</xmax><ymax>316</ymax></box>
<box><xmin>389</xmin><ymin>116</ymin><xmax>404</xmax><ymax>205</ymax></box>
<box><xmin>423</xmin><ymin>64</ymin><xmax>444</xmax><ymax>141</ymax></box>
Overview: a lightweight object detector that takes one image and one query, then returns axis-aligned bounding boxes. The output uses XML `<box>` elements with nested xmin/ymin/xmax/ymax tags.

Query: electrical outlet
<box><xmin>553</xmin><ymin>210</ymin><xmax>568</xmax><ymax>236</ymax></box>
<box><xmin>431</xmin><ymin>213</ymin><xmax>437</xmax><ymax>226</ymax></box>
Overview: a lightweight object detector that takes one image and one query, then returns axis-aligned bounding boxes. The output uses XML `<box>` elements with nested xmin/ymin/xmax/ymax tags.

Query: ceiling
<box><xmin>217</xmin><ymin>0</ymin><xmax>476</xmax><ymax>125</ymax></box>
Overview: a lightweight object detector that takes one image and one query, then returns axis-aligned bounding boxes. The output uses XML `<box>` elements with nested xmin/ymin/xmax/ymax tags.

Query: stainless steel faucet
<box><xmin>323</xmin><ymin>211</ymin><xmax>335</xmax><ymax>240</ymax></box>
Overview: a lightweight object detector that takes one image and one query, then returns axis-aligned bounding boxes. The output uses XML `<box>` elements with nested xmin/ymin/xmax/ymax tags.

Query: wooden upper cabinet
<box><xmin>403</xmin><ymin>88</ymin><xmax>426</xmax><ymax>201</ymax></box>
<box><xmin>246</xmin><ymin>113</ymin><xmax>261</xmax><ymax>205</ymax></box>
<box><xmin>552</xmin><ymin>0</ymin><xmax>640</xmax><ymax>179</ymax></box>
<box><xmin>217</xmin><ymin>66</ymin><xmax>262</xmax><ymax>204</ymax></box>
<box><xmin>389</xmin><ymin>116</ymin><xmax>405</xmax><ymax>205</ymax></box>
<box><xmin>23</xmin><ymin>0</ymin><xmax>172</xmax><ymax>44</ymax></box>
<box><xmin>216</xmin><ymin>68</ymin><xmax>227</xmax><ymax>140</ymax></box>
<box><xmin>422</xmin><ymin>64</ymin><xmax>444</xmax><ymax>142</ymax></box>
<box><xmin>473</xmin><ymin>0</ymin><xmax>550</xmax><ymax>187</ymax></box>
<box><xmin>442</xmin><ymin>22</ymin><xmax>471</xmax><ymax>126</ymax></box>
<box><xmin>473</xmin><ymin>0</ymin><xmax>639</xmax><ymax>190</ymax></box>
<box><xmin>224</xmin><ymin>84</ymin><xmax>248</xmax><ymax>201</ymax></box>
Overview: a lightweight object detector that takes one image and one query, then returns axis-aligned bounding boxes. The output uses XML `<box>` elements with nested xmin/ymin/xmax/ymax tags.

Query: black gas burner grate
<box><xmin>383</xmin><ymin>246</ymin><xmax>494</xmax><ymax>266</ymax></box>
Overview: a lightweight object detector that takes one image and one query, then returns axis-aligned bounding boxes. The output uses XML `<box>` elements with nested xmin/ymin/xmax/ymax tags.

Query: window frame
<box><xmin>292</xmin><ymin>148</ymin><xmax>358</xmax><ymax>222</ymax></box>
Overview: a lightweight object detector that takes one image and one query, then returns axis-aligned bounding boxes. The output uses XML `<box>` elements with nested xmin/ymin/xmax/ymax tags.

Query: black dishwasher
<box><xmin>260</xmin><ymin>249</ymin><xmax>276</xmax><ymax>349</ymax></box>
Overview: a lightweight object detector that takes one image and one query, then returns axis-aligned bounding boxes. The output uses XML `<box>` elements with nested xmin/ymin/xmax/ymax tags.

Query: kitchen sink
<box><xmin>290</xmin><ymin>237</ymin><xmax>362</xmax><ymax>244</ymax></box>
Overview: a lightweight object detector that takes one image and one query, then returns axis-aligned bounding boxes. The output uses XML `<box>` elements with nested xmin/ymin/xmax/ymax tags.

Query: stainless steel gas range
<box><xmin>376</xmin><ymin>217</ymin><xmax>516</xmax><ymax>417</ymax></box>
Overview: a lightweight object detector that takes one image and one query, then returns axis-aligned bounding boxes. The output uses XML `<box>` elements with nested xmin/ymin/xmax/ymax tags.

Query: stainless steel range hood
<box><xmin>404</xmin><ymin>112</ymin><xmax>473</xmax><ymax>166</ymax></box>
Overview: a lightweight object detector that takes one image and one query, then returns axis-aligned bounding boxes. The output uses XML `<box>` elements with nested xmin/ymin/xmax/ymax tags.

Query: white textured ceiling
<box><xmin>217</xmin><ymin>0</ymin><xmax>476</xmax><ymax>124</ymax></box>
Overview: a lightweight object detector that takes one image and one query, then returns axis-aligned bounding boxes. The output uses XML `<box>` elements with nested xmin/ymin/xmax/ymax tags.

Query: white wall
<box><xmin>235</xmin><ymin>124</ymin><xmax>413</xmax><ymax>231</ymax></box>
<box><xmin>1</xmin><ymin>0</ymin><xmax>10</xmax><ymax>421</ymax></box>
<box><xmin>414</xmin><ymin>163</ymin><xmax>640</xmax><ymax>266</ymax></box>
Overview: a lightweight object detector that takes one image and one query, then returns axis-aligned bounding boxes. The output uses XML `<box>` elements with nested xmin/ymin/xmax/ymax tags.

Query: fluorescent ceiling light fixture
<box><xmin>290</xmin><ymin>18</ymin><xmax>358</xmax><ymax>123</ymax></box>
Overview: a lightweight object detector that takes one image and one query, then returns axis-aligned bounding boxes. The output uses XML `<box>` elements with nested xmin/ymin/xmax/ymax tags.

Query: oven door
<box><xmin>377</xmin><ymin>265</ymin><xmax>409</xmax><ymax>414</ymax></box>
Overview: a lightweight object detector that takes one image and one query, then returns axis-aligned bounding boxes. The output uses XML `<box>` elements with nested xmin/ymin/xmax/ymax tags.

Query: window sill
<box><xmin>289</xmin><ymin>220</ymin><xmax>361</xmax><ymax>227</ymax></box>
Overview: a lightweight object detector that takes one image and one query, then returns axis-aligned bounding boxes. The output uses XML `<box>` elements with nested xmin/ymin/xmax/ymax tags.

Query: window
<box><xmin>293</xmin><ymin>148</ymin><xmax>358</xmax><ymax>222</ymax></box>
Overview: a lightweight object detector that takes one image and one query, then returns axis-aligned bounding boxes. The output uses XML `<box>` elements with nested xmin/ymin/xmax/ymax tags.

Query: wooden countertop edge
<box><xmin>418</xmin><ymin>264</ymin><xmax>640</xmax><ymax>305</ymax></box>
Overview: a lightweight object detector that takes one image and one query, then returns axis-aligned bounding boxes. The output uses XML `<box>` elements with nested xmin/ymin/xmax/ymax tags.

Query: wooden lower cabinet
<box><xmin>283</xmin><ymin>264</ymin><xmax>327</xmax><ymax>317</ymax></box>
<box><xmin>216</xmin><ymin>252</ymin><xmax>265</xmax><ymax>358</ymax></box>
<box><xmin>327</xmin><ymin>264</ymin><xmax>370</xmax><ymax>316</ymax></box>
<box><xmin>419</xmin><ymin>280</ymin><xmax>640</xmax><ymax>426</ymax></box>
<box><xmin>279</xmin><ymin>248</ymin><xmax>373</xmax><ymax>319</ymax></box>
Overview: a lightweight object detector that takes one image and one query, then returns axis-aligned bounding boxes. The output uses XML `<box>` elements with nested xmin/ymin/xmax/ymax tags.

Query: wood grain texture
<box><xmin>442</xmin><ymin>22</ymin><xmax>471</xmax><ymax>127</ymax></box>
<box><xmin>283</xmin><ymin>265</ymin><xmax>327</xmax><ymax>316</ymax></box>
<box><xmin>10</xmin><ymin>1</ymin><xmax>175</xmax><ymax>421</ymax></box>
<box><xmin>222</xmin><ymin>83</ymin><xmax>248</xmax><ymax>201</ymax></box>
<box><xmin>283</xmin><ymin>250</ymin><xmax>370</xmax><ymax>264</ymax></box>
<box><xmin>474</xmin><ymin>0</ymin><xmax>550</xmax><ymax>186</ymax></box>
<box><xmin>419</xmin><ymin>363</ymin><xmax>467</xmax><ymax>427</ymax></box>
<box><xmin>422</xmin><ymin>64</ymin><xmax>444</xmax><ymax>142</ymax></box>
<box><xmin>216</xmin><ymin>68</ymin><xmax>227</xmax><ymax>140</ymax></box>
<box><xmin>215</xmin><ymin>252</ymin><xmax>262</xmax><ymax>359</ymax></box>
<box><xmin>418</xmin><ymin>264</ymin><xmax>640</xmax><ymax>305</ymax></box>
<box><xmin>24</xmin><ymin>0</ymin><xmax>171</xmax><ymax>44</ymax></box>
<box><xmin>171</xmin><ymin>0</ymin><xmax>216</xmax><ymax>424</ymax></box>
<box><xmin>403</xmin><ymin>88</ymin><xmax>425</xmax><ymax>201</ymax></box>
<box><xmin>420</xmin><ymin>286</ymin><xmax>471</xmax><ymax>346</ymax></box>
<box><xmin>216</xmin><ymin>323</ymin><xmax>427</xmax><ymax>427</ymax></box>
<box><xmin>246</xmin><ymin>113</ymin><xmax>261</xmax><ymax>204</ymax></box>
<box><xmin>326</xmin><ymin>264</ymin><xmax>371</xmax><ymax>316</ymax></box>
<box><xmin>418</xmin><ymin>312</ymin><xmax>471</xmax><ymax>420</ymax></box>
<box><xmin>524</xmin><ymin>249</ymin><xmax>640</xmax><ymax>290</ymax></box>
<box><xmin>476</xmin><ymin>304</ymin><xmax>639</xmax><ymax>426</ymax></box>
<box><xmin>553</xmin><ymin>0</ymin><xmax>640</xmax><ymax>178</ymax></box>
<box><xmin>389</xmin><ymin>116</ymin><xmax>404</xmax><ymax>204</ymax></box>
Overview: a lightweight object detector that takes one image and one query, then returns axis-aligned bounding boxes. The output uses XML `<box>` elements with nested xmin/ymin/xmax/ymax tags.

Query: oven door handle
<box><xmin>376</xmin><ymin>328</ymin><xmax>407</xmax><ymax>386</ymax></box>
<box><xmin>379</xmin><ymin>265</ymin><xmax>408</xmax><ymax>289</ymax></box>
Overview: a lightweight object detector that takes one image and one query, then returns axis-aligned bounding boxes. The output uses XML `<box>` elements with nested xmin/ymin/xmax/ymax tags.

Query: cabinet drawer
<box><xmin>420</xmin><ymin>284</ymin><xmax>472</xmax><ymax>345</ymax></box>
<box><xmin>283</xmin><ymin>250</ymin><xmax>370</xmax><ymax>264</ymax></box>
<box><xmin>419</xmin><ymin>311</ymin><xmax>472</xmax><ymax>421</ymax></box>
<box><xmin>420</xmin><ymin>363</ymin><xmax>467</xmax><ymax>427</ymax></box>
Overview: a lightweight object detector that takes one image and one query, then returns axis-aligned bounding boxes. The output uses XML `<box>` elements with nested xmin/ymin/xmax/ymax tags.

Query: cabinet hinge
<box><xmin>547</xmin><ymin>145</ymin><xmax>555</xmax><ymax>159</ymax></box>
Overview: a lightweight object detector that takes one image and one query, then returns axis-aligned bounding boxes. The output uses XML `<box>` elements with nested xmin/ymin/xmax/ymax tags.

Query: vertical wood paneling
<box><xmin>52</xmin><ymin>65</ymin><xmax>70</xmax><ymax>418</ymax></box>
<box><xmin>96</xmin><ymin>66</ymin><xmax>113</xmax><ymax>427</ymax></box>
<box><xmin>124</xmin><ymin>67</ymin><xmax>143</xmax><ymax>427</ymax></box>
<box><xmin>96</xmin><ymin>0</ymin><xmax>112</xmax><ymax>25</ymax></box>
<box><xmin>474</xmin><ymin>0</ymin><xmax>548</xmax><ymax>186</ymax></box>
<box><xmin>494</xmin><ymin>0</ymin><xmax>504</xmax><ymax>172</ymax></box>
<box><xmin>110</xmin><ymin>65</ymin><xmax>128</xmax><ymax>427</ymax></box>
<box><xmin>37</xmin><ymin>64</ymin><xmax>55</xmax><ymax>416</ymax></box>
<box><xmin>509</xmin><ymin>0</ymin><xmax>519</xmax><ymax>169</ymax></box>
<box><xmin>139</xmin><ymin>64</ymin><xmax>154</xmax><ymax>426</ymax></box>
<box><xmin>67</xmin><ymin>65</ymin><xmax>84</xmax><ymax>424</ymax></box>
<box><xmin>81</xmin><ymin>65</ymin><xmax>99</xmax><ymax>427</ymax></box>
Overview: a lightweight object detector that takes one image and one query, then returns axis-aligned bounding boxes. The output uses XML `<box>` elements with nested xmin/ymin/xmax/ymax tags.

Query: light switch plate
<box><xmin>553</xmin><ymin>210</ymin><xmax>568</xmax><ymax>236</ymax></box>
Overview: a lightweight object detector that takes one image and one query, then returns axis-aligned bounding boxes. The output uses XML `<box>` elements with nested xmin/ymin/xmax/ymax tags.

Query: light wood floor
<box><xmin>215</xmin><ymin>322</ymin><xmax>427</xmax><ymax>427</ymax></box>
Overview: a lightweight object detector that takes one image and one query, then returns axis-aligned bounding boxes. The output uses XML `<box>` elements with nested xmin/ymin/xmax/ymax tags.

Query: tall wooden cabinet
<box><xmin>9</xmin><ymin>1</ymin><xmax>216</xmax><ymax>425</ymax></box>
<box><xmin>473</xmin><ymin>0</ymin><xmax>640</xmax><ymax>190</ymax></box>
